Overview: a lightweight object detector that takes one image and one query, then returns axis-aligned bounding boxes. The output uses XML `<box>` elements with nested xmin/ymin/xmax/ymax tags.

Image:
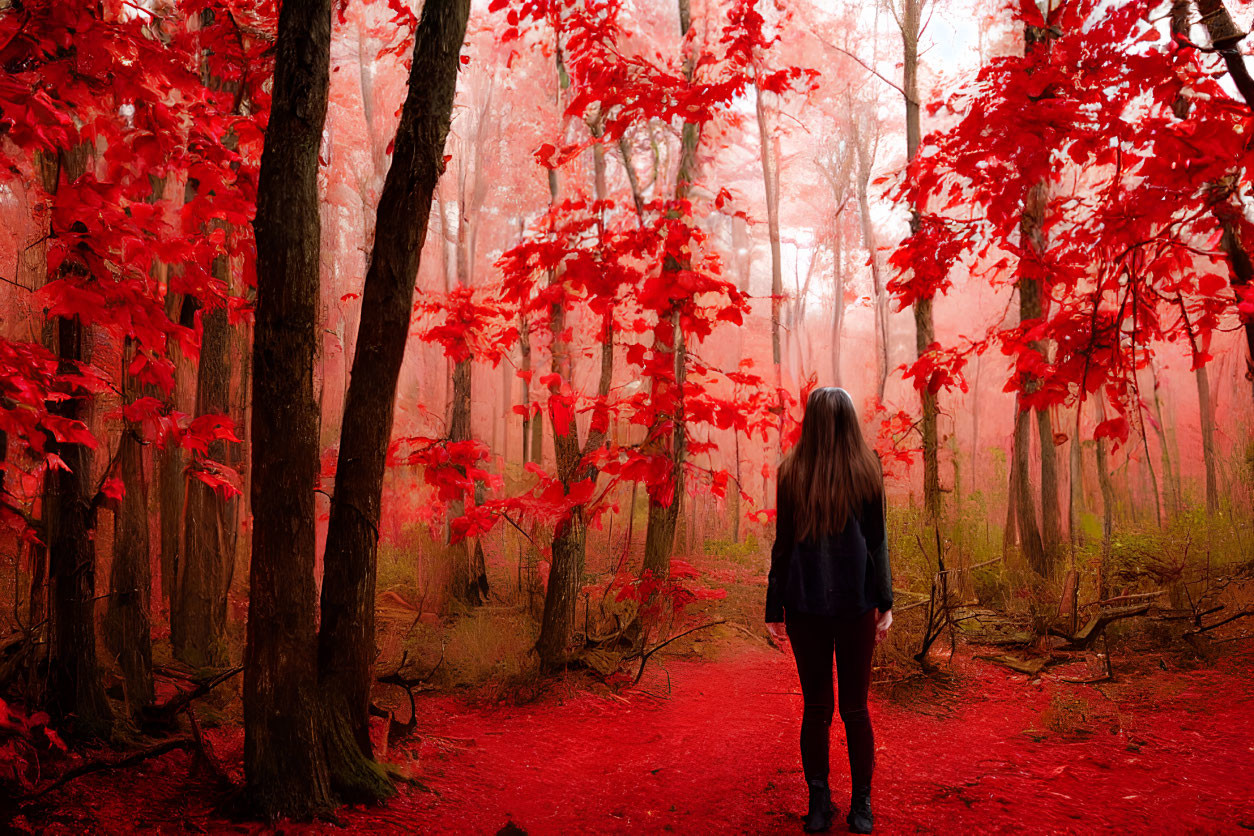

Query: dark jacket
<box><xmin>765</xmin><ymin>478</ymin><xmax>893</xmax><ymax>623</ymax></box>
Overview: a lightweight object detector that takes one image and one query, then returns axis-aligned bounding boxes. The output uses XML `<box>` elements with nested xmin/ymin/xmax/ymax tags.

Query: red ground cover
<box><xmin>12</xmin><ymin>639</ymin><xmax>1254</xmax><ymax>834</ymax></box>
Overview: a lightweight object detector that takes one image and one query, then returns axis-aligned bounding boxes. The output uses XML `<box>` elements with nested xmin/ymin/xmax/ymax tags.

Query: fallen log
<box><xmin>1047</xmin><ymin>605</ymin><xmax>1151</xmax><ymax>650</ymax></box>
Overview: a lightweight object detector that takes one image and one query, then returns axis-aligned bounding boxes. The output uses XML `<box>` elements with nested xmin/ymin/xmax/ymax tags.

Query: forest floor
<box><xmin>9</xmin><ymin>634</ymin><xmax>1254</xmax><ymax>835</ymax></box>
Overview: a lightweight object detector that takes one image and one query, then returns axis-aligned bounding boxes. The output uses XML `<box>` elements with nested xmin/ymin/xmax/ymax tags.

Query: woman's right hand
<box><xmin>766</xmin><ymin>621</ymin><xmax>789</xmax><ymax>649</ymax></box>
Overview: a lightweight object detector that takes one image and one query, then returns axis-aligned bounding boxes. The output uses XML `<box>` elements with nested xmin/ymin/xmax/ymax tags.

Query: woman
<box><xmin>765</xmin><ymin>387</ymin><xmax>894</xmax><ymax>834</ymax></box>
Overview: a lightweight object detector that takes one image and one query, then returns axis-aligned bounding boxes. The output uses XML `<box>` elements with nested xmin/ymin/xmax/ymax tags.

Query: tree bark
<box><xmin>1068</xmin><ymin>403</ymin><xmax>1085</xmax><ymax>546</ymax></box>
<box><xmin>534</xmin><ymin>107</ymin><xmax>617</xmax><ymax>669</ymax></box>
<box><xmin>1147</xmin><ymin>361</ymin><xmax>1180</xmax><ymax>516</ymax></box>
<box><xmin>244</xmin><ymin>0</ymin><xmax>334</xmax><ymax>817</ymax></box>
<box><xmin>535</xmin><ymin>299</ymin><xmax>588</xmax><ymax>669</ymax></box>
<box><xmin>1188</xmin><ymin>1</ymin><xmax>1254</xmax><ymax>401</ymax></box>
<box><xmin>105</xmin><ymin>339</ymin><xmax>155</xmax><ymax>714</ymax></box>
<box><xmin>756</xmin><ymin>83</ymin><xmax>784</xmax><ymax>388</ymax></box>
<box><xmin>641</xmin><ymin>0</ymin><xmax>700</xmax><ymax>582</ymax></box>
<box><xmin>1011</xmin><ymin>397</ymin><xmax>1045</xmax><ymax>574</ymax></box>
<box><xmin>174</xmin><ymin>277</ymin><xmax>236</xmax><ymax>668</ymax></box>
<box><xmin>1195</xmin><ymin>363</ymin><xmax>1220</xmax><ymax>513</ymax></box>
<box><xmin>852</xmin><ymin>121</ymin><xmax>887</xmax><ymax>400</ymax></box>
<box><xmin>901</xmin><ymin>0</ymin><xmax>941</xmax><ymax>521</ymax></box>
<box><xmin>447</xmin><ymin>357</ymin><xmax>489</xmax><ymax>606</ymax></box>
<box><xmin>316</xmin><ymin>0</ymin><xmax>470</xmax><ymax>802</ymax></box>
<box><xmin>41</xmin><ymin>145</ymin><xmax>113</xmax><ymax>738</ymax></box>
<box><xmin>1018</xmin><ymin>18</ymin><xmax>1063</xmax><ymax>571</ymax></box>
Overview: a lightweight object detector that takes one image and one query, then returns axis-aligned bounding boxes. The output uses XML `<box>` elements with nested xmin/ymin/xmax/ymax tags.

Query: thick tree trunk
<box><xmin>316</xmin><ymin>0</ymin><xmax>470</xmax><ymax>802</ymax></box>
<box><xmin>41</xmin><ymin>146</ymin><xmax>113</xmax><ymax>738</ymax></box>
<box><xmin>46</xmin><ymin>316</ymin><xmax>113</xmax><ymax>737</ymax></box>
<box><xmin>105</xmin><ymin>339</ymin><xmax>155</xmax><ymax>714</ymax></box>
<box><xmin>244</xmin><ymin>0</ymin><xmax>334</xmax><ymax>817</ymax></box>
<box><xmin>174</xmin><ymin>282</ymin><xmax>235</xmax><ymax>668</ymax></box>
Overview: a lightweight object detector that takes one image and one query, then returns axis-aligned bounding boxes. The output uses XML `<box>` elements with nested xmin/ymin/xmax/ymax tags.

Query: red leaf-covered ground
<box><xmin>13</xmin><ymin>639</ymin><xmax>1254</xmax><ymax>834</ymax></box>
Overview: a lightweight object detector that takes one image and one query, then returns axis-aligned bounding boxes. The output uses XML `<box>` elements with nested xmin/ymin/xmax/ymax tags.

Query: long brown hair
<box><xmin>779</xmin><ymin>387</ymin><xmax>883</xmax><ymax>541</ymax></box>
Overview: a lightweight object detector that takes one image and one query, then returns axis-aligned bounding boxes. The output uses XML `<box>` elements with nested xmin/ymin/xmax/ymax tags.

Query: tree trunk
<box><xmin>244</xmin><ymin>0</ymin><xmax>334</xmax><ymax>817</ymax></box>
<box><xmin>902</xmin><ymin>0</ymin><xmax>941</xmax><ymax>521</ymax></box>
<box><xmin>174</xmin><ymin>279</ymin><xmax>236</xmax><ymax>668</ymax></box>
<box><xmin>1147</xmin><ymin>361</ymin><xmax>1180</xmax><ymax>516</ymax></box>
<box><xmin>1068</xmin><ymin>403</ymin><xmax>1084</xmax><ymax>546</ymax></box>
<box><xmin>535</xmin><ymin>301</ymin><xmax>588</xmax><ymax>669</ymax></box>
<box><xmin>46</xmin><ymin>319</ymin><xmax>113</xmax><ymax>737</ymax></box>
<box><xmin>1012</xmin><ymin>397</ymin><xmax>1046</xmax><ymax>574</ymax></box>
<box><xmin>448</xmin><ymin>357</ymin><xmax>488</xmax><ymax>606</ymax></box>
<box><xmin>1019</xmin><ymin>177</ymin><xmax>1062</xmax><ymax>574</ymax></box>
<box><xmin>1189</xmin><ymin>0</ymin><xmax>1254</xmax><ymax>402</ymax></box>
<box><xmin>831</xmin><ymin>228</ymin><xmax>844</xmax><ymax>387</ymax></box>
<box><xmin>756</xmin><ymin>83</ymin><xmax>783</xmax><ymax>389</ymax></box>
<box><xmin>105</xmin><ymin>339</ymin><xmax>155</xmax><ymax>714</ymax></box>
<box><xmin>41</xmin><ymin>145</ymin><xmax>113</xmax><ymax>738</ymax></box>
<box><xmin>1094</xmin><ymin>405</ymin><xmax>1116</xmax><ymax>599</ymax></box>
<box><xmin>641</xmin><ymin>0</ymin><xmax>700</xmax><ymax>583</ymax></box>
<box><xmin>316</xmin><ymin>0</ymin><xmax>470</xmax><ymax>802</ymax></box>
<box><xmin>1195</xmin><ymin>363</ymin><xmax>1219</xmax><ymax>513</ymax></box>
<box><xmin>534</xmin><ymin>109</ymin><xmax>617</xmax><ymax>669</ymax></box>
<box><xmin>853</xmin><ymin>123</ymin><xmax>888</xmax><ymax>402</ymax></box>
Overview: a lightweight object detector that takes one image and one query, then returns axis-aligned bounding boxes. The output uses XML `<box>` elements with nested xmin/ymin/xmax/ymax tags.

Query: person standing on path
<box><xmin>765</xmin><ymin>387</ymin><xmax>894</xmax><ymax>834</ymax></box>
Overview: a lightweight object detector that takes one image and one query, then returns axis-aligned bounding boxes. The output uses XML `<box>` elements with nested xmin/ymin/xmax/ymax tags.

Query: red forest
<box><xmin>0</xmin><ymin>0</ymin><xmax>1252</xmax><ymax>832</ymax></box>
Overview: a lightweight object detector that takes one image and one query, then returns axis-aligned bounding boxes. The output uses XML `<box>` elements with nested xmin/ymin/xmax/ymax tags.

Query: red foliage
<box><xmin>886</xmin><ymin>0</ymin><xmax>1247</xmax><ymax>442</ymax></box>
<box><xmin>0</xmin><ymin>0</ymin><xmax>271</xmax><ymax>530</ymax></box>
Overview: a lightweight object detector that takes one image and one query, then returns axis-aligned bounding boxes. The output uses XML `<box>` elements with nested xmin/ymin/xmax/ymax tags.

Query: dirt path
<box><xmin>14</xmin><ymin>640</ymin><xmax>1254</xmax><ymax>834</ymax></box>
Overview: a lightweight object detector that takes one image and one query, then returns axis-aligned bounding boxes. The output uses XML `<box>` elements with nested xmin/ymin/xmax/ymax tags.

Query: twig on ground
<box><xmin>632</xmin><ymin>619</ymin><xmax>726</xmax><ymax>686</ymax></box>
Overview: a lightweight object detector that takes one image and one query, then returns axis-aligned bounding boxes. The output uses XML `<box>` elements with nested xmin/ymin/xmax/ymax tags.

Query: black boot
<box><xmin>803</xmin><ymin>779</ymin><xmax>836</xmax><ymax>832</ymax></box>
<box><xmin>846</xmin><ymin>784</ymin><xmax>872</xmax><ymax>834</ymax></box>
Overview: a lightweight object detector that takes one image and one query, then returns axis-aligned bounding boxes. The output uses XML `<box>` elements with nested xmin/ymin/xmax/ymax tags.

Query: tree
<box><xmin>888</xmin><ymin>0</ymin><xmax>1246</xmax><ymax>566</ymax></box>
<box><xmin>244</xmin><ymin>0</ymin><xmax>334</xmax><ymax>816</ymax></box>
<box><xmin>104</xmin><ymin>339</ymin><xmax>155</xmax><ymax>714</ymax></box>
<box><xmin>317</xmin><ymin>0</ymin><xmax>471</xmax><ymax>801</ymax></box>
<box><xmin>895</xmin><ymin>0</ymin><xmax>943</xmax><ymax>524</ymax></box>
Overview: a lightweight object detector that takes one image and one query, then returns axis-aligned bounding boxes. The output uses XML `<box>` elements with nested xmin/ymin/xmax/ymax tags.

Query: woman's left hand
<box><xmin>766</xmin><ymin>621</ymin><xmax>789</xmax><ymax>649</ymax></box>
<box><xmin>875</xmin><ymin>609</ymin><xmax>893</xmax><ymax>644</ymax></box>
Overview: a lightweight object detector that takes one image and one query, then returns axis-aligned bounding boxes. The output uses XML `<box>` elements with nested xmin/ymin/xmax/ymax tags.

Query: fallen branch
<box><xmin>144</xmin><ymin>666</ymin><xmax>243</xmax><ymax>729</ymax></box>
<box><xmin>20</xmin><ymin>738</ymin><xmax>195</xmax><ymax>802</ymax></box>
<box><xmin>377</xmin><ymin>647</ymin><xmax>444</xmax><ymax>738</ymax></box>
<box><xmin>1186</xmin><ymin>608</ymin><xmax>1254</xmax><ymax>635</ymax></box>
<box><xmin>633</xmin><ymin>619</ymin><xmax>726</xmax><ymax>686</ymax></box>
<box><xmin>1079</xmin><ymin>590</ymin><xmax>1163</xmax><ymax>610</ymax></box>
<box><xmin>185</xmin><ymin>705</ymin><xmax>231</xmax><ymax>788</ymax></box>
<box><xmin>1048</xmin><ymin>605</ymin><xmax>1151</xmax><ymax>651</ymax></box>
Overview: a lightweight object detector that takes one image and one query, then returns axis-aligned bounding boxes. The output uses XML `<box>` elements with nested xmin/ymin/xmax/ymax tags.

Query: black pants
<box><xmin>784</xmin><ymin>607</ymin><xmax>876</xmax><ymax>789</ymax></box>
